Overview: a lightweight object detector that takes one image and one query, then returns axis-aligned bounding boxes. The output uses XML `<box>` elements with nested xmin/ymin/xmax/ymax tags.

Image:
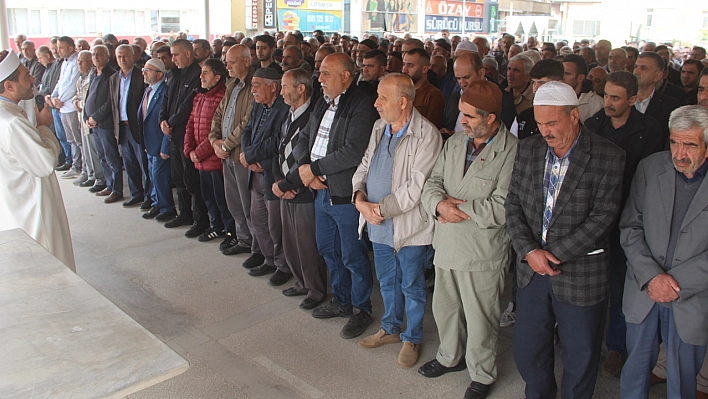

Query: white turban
<box><xmin>0</xmin><ymin>50</ymin><xmax>21</xmax><ymax>82</ymax></box>
<box><xmin>455</xmin><ymin>40</ymin><xmax>478</xmax><ymax>55</ymax></box>
<box><xmin>534</xmin><ymin>81</ymin><xmax>579</xmax><ymax>107</ymax></box>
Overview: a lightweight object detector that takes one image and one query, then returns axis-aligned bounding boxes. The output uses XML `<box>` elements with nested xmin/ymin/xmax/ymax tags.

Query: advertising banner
<box><xmin>425</xmin><ymin>0</ymin><xmax>484</xmax><ymax>17</ymax></box>
<box><xmin>424</xmin><ymin>15</ymin><xmax>484</xmax><ymax>33</ymax></box>
<box><xmin>264</xmin><ymin>0</ymin><xmax>277</xmax><ymax>28</ymax></box>
<box><xmin>277</xmin><ymin>0</ymin><xmax>343</xmax><ymax>31</ymax></box>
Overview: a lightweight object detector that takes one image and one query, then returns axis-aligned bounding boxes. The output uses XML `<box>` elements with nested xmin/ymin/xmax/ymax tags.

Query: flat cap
<box><xmin>253</xmin><ymin>67</ymin><xmax>282</xmax><ymax>80</ymax></box>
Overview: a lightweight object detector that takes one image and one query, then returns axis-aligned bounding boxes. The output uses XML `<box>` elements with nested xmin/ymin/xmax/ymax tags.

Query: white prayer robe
<box><xmin>0</xmin><ymin>100</ymin><xmax>76</xmax><ymax>272</ymax></box>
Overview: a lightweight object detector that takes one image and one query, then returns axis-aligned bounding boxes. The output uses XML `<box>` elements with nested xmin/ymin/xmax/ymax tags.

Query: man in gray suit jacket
<box><xmin>505</xmin><ymin>81</ymin><xmax>625</xmax><ymax>399</ymax></box>
<box><xmin>620</xmin><ymin>105</ymin><xmax>708</xmax><ymax>399</ymax></box>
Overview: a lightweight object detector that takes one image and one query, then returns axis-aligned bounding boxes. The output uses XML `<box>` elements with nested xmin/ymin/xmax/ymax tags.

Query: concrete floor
<box><xmin>57</xmin><ymin>173</ymin><xmax>667</xmax><ymax>399</ymax></box>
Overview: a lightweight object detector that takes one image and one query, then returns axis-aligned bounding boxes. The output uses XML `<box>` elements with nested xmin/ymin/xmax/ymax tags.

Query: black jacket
<box><xmin>658</xmin><ymin>80</ymin><xmax>687</xmax><ymax>106</ymax></box>
<box><xmin>242</xmin><ymin>95</ymin><xmax>290</xmax><ymax>200</ymax></box>
<box><xmin>584</xmin><ymin>107</ymin><xmax>664</xmax><ymax>205</ymax></box>
<box><xmin>160</xmin><ymin>61</ymin><xmax>201</xmax><ymax>137</ymax></box>
<box><xmin>84</xmin><ymin>66</ymin><xmax>117</xmax><ymax>130</ymax></box>
<box><xmin>39</xmin><ymin>59</ymin><xmax>64</xmax><ymax>97</ymax></box>
<box><xmin>644</xmin><ymin>91</ymin><xmax>681</xmax><ymax>148</ymax></box>
<box><xmin>293</xmin><ymin>80</ymin><xmax>378</xmax><ymax>203</ymax></box>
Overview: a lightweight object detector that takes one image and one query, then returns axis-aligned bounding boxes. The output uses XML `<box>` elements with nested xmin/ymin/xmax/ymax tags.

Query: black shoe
<box><xmin>312</xmin><ymin>300</ymin><xmax>353</xmax><ymax>319</ymax></box>
<box><xmin>140</xmin><ymin>201</ymin><xmax>153</xmax><ymax>211</ymax></box>
<box><xmin>268</xmin><ymin>271</ymin><xmax>292</xmax><ymax>286</ymax></box>
<box><xmin>186</xmin><ymin>223</ymin><xmax>209</xmax><ymax>238</ymax></box>
<box><xmin>197</xmin><ymin>227</ymin><xmax>226</xmax><ymax>242</ymax></box>
<box><xmin>248</xmin><ymin>264</ymin><xmax>277</xmax><ymax>276</ymax></box>
<box><xmin>219</xmin><ymin>233</ymin><xmax>238</xmax><ymax>251</ymax></box>
<box><xmin>464</xmin><ymin>382</ymin><xmax>491</xmax><ymax>399</ymax></box>
<box><xmin>155</xmin><ymin>211</ymin><xmax>178</xmax><ymax>222</ymax></box>
<box><xmin>122</xmin><ymin>197</ymin><xmax>143</xmax><ymax>207</ymax></box>
<box><xmin>417</xmin><ymin>358</ymin><xmax>467</xmax><ymax>378</ymax></box>
<box><xmin>242</xmin><ymin>253</ymin><xmax>266</xmax><ymax>269</ymax></box>
<box><xmin>282</xmin><ymin>287</ymin><xmax>307</xmax><ymax>297</ymax></box>
<box><xmin>79</xmin><ymin>179</ymin><xmax>96</xmax><ymax>187</ymax></box>
<box><xmin>56</xmin><ymin>163</ymin><xmax>72</xmax><ymax>171</ymax></box>
<box><xmin>89</xmin><ymin>184</ymin><xmax>107</xmax><ymax>193</ymax></box>
<box><xmin>340</xmin><ymin>310</ymin><xmax>373</xmax><ymax>339</ymax></box>
<box><xmin>222</xmin><ymin>244</ymin><xmax>251</xmax><ymax>256</ymax></box>
<box><xmin>142</xmin><ymin>207</ymin><xmax>160</xmax><ymax>219</ymax></box>
<box><xmin>164</xmin><ymin>214</ymin><xmax>192</xmax><ymax>228</ymax></box>
<box><xmin>300</xmin><ymin>297</ymin><xmax>322</xmax><ymax>310</ymax></box>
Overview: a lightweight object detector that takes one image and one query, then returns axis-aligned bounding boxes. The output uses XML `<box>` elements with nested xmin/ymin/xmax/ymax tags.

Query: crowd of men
<box><xmin>5</xmin><ymin>28</ymin><xmax>708</xmax><ymax>399</ymax></box>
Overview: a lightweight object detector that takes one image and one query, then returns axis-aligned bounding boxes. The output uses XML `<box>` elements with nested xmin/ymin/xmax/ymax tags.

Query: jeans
<box><xmin>314</xmin><ymin>189</ymin><xmax>373</xmax><ymax>314</ymax></box>
<box><xmin>53</xmin><ymin>108</ymin><xmax>71</xmax><ymax>165</ymax></box>
<box><xmin>147</xmin><ymin>153</ymin><xmax>175</xmax><ymax>213</ymax></box>
<box><xmin>199</xmin><ymin>169</ymin><xmax>234</xmax><ymax>234</ymax></box>
<box><xmin>372</xmin><ymin>243</ymin><xmax>427</xmax><ymax>344</ymax></box>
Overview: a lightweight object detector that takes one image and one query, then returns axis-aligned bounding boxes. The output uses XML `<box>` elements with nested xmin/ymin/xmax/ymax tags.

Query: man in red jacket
<box><xmin>183</xmin><ymin>58</ymin><xmax>232</xmax><ymax>251</ymax></box>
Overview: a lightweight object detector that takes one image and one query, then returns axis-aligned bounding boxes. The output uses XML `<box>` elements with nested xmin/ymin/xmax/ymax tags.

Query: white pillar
<box><xmin>0</xmin><ymin>0</ymin><xmax>10</xmax><ymax>50</ymax></box>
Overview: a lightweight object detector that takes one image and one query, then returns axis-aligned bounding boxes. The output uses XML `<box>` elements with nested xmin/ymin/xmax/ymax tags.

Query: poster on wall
<box><xmin>361</xmin><ymin>0</ymin><xmax>417</xmax><ymax>33</ymax></box>
<box><xmin>264</xmin><ymin>0</ymin><xmax>277</xmax><ymax>28</ymax></box>
<box><xmin>277</xmin><ymin>0</ymin><xmax>343</xmax><ymax>32</ymax></box>
<box><xmin>424</xmin><ymin>0</ymin><xmax>486</xmax><ymax>34</ymax></box>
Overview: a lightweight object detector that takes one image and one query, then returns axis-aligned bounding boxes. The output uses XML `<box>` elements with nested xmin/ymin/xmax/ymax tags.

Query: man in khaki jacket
<box><xmin>208</xmin><ymin>45</ymin><xmax>260</xmax><ymax>263</ymax></box>
<box><xmin>419</xmin><ymin>80</ymin><xmax>518</xmax><ymax>399</ymax></box>
<box><xmin>352</xmin><ymin>74</ymin><xmax>442</xmax><ymax>369</ymax></box>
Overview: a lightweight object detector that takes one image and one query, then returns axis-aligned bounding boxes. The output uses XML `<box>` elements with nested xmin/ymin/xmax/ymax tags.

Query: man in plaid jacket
<box><xmin>504</xmin><ymin>81</ymin><xmax>625</xmax><ymax>399</ymax></box>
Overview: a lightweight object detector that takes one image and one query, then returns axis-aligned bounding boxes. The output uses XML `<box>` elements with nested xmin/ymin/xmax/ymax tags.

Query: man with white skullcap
<box><xmin>505</xmin><ymin>81</ymin><xmax>625</xmax><ymax>398</ymax></box>
<box><xmin>0</xmin><ymin>49</ymin><xmax>76</xmax><ymax>271</ymax></box>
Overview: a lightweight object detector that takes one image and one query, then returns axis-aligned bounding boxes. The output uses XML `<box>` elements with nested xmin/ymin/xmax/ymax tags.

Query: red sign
<box><xmin>425</xmin><ymin>0</ymin><xmax>484</xmax><ymax>18</ymax></box>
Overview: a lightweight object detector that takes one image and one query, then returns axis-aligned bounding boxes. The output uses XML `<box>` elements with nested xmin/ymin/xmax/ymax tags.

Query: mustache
<box><xmin>673</xmin><ymin>157</ymin><xmax>691</xmax><ymax>165</ymax></box>
<box><xmin>605</xmin><ymin>106</ymin><xmax>616</xmax><ymax>113</ymax></box>
<box><xmin>543</xmin><ymin>134</ymin><xmax>556</xmax><ymax>140</ymax></box>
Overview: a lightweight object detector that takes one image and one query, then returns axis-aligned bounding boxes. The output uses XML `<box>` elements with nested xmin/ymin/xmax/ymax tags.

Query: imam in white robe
<box><xmin>0</xmin><ymin>100</ymin><xmax>75</xmax><ymax>272</ymax></box>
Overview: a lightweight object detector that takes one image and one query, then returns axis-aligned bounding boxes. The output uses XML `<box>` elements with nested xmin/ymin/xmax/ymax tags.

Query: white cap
<box><xmin>534</xmin><ymin>81</ymin><xmax>579</xmax><ymax>107</ymax></box>
<box><xmin>455</xmin><ymin>40</ymin><xmax>478</xmax><ymax>55</ymax></box>
<box><xmin>482</xmin><ymin>56</ymin><xmax>498</xmax><ymax>71</ymax></box>
<box><xmin>145</xmin><ymin>58</ymin><xmax>166</xmax><ymax>74</ymax></box>
<box><xmin>0</xmin><ymin>50</ymin><xmax>21</xmax><ymax>82</ymax></box>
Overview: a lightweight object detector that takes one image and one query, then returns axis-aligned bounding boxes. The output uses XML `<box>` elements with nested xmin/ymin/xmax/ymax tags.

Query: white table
<box><xmin>0</xmin><ymin>229</ymin><xmax>188</xmax><ymax>399</ymax></box>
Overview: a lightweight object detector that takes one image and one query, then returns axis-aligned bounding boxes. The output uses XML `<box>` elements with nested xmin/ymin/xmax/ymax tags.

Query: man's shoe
<box><xmin>95</xmin><ymin>188</ymin><xmax>112</xmax><ymax>196</ymax></box>
<box><xmin>164</xmin><ymin>214</ymin><xmax>192</xmax><ymax>228</ymax></box>
<box><xmin>142</xmin><ymin>207</ymin><xmax>160</xmax><ymax>219</ymax></box>
<box><xmin>104</xmin><ymin>192</ymin><xmax>124</xmax><ymax>204</ymax></box>
<box><xmin>219</xmin><ymin>233</ymin><xmax>238</xmax><ymax>251</ymax></box>
<box><xmin>601</xmin><ymin>350</ymin><xmax>625</xmax><ymax>377</ymax></box>
<box><xmin>79</xmin><ymin>179</ymin><xmax>96</xmax><ymax>187</ymax></box>
<box><xmin>72</xmin><ymin>175</ymin><xmax>88</xmax><ymax>185</ymax></box>
<box><xmin>268</xmin><ymin>270</ymin><xmax>292</xmax><ymax>286</ymax></box>
<box><xmin>89</xmin><ymin>184</ymin><xmax>107</xmax><ymax>193</ymax></box>
<box><xmin>223</xmin><ymin>244</ymin><xmax>251</xmax><ymax>256</ymax></box>
<box><xmin>418</xmin><ymin>358</ymin><xmax>467</xmax><ymax>378</ymax></box>
<box><xmin>499</xmin><ymin>301</ymin><xmax>516</xmax><ymax>327</ymax></box>
<box><xmin>282</xmin><ymin>287</ymin><xmax>307</xmax><ymax>297</ymax></box>
<box><xmin>61</xmin><ymin>168</ymin><xmax>81</xmax><ymax>179</ymax></box>
<box><xmin>299</xmin><ymin>297</ymin><xmax>322</xmax><ymax>310</ymax></box>
<box><xmin>140</xmin><ymin>201</ymin><xmax>153</xmax><ymax>211</ymax></box>
<box><xmin>464</xmin><ymin>381</ymin><xmax>491</xmax><ymax>399</ymax></box>
<box><xmin>340</xmin><ymin>310</ymin><xmax>373</xmax><ymax>339</ymax></box>
<box><xmin>185</xmin><ymin>223</ymin><xmax>209</xmax><ymax>238</ymax></box>
<box><xmin>359</xmin><ymin>328</ymin><xmax>402</xmax><ymax>348</ymax></box>
<box><xmin>248</xmin><ymin>264</ymin><xmax>277</xmax><ymax>276</ymax></box>
<box><xmin>398</xmin><ymin>342</ymin><xmax>420</xmax><ymax>368</ymax></box>
<box><xmin>242</xmin><ymin>253</ymin><xmax>266</xmax><ymax>269</ymax></box>
<box><xmin>56</xmin><ymin>163</ymin><xmax>72</xmax><ymax>171</ymax></box>
<box><xmin>197</xmin><ymin>227</ymin><xmax>226</xmax><ymax>242</ymax></box>
<box><xmin>312</xmin><ymin>300</ymin><xmax>353</xmax><ymax>319</ymax></box>
<box><xmin>155</xmin><ymin>211</ymin><xmax>178</xmax><ymax>222</ymax></box>
<box><xmin>122</xmin><ymin>197</ymin><xmax>143</xmax><ymax>207</ymax></box>
<box><xmin>649</xmin><ymin>373</ymin><xmax>666</xmax><ymax>386</ymax></box>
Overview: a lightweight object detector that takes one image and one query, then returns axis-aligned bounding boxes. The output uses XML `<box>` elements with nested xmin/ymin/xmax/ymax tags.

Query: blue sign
<box><xmin>424</xmin><ymin>15</ymin><xmax>484</xmax><ymax>33</ymax></box>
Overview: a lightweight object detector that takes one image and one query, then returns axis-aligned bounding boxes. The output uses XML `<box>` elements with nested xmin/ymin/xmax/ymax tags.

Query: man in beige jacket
<box><xmin>352</xmin><ymin>74</ymin><xmax>442</xmax><ymax>368</ymax></box>
<box><xmin>419</xmin><ymin>79</ymin><xmax>518</xmax><ymax>399</ymax></box>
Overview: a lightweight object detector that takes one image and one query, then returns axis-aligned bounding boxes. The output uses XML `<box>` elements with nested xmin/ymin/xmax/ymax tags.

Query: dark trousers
<box><xmin>93</xmin><ymin>127</ymin><xmax>123</xmax><ymax>194</ymax></box>
<box><xmin>119</xmin><ymin>124</ymin><xmax>151</xmax><ymax>203</ymax></box>
<box><xmin>170</xmin><ymin>129</ymin><xmax>208</xmax><ymax>225</ymax></box>
<box><xmin>199</xmin><ymin>169</ymin><xmax>235</xmax><ymax>234</ymax></box>
<box><xmin>147</xmin><ymin>153</ymin><xmax>175</xmax><ymax>213</ymax></box>
<box><xmin>606</xmin><ymin>230</ymin><xmax>628</xmax><ymax>354</ymax></box>
<box><xmin>281</xmin><ymin>200</ymin><xmax>327</xmax><ymax>301</ymax></box>
<box><xmin>513</xmin><ymin>274</ymin><xmax>607</xmax><ymax>399</ymax></box>
<box><xmin>250</xmin><ymin>172</ymin><xmax>286</xmax><ymax>271</ymax></box>
<box><xmin>621</xmin><ymin>304</ymin><xmax>707</xmax><ymax>399</ymax></box>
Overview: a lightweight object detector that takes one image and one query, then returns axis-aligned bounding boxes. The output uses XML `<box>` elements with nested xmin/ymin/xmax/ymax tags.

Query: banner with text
<box><xmin>424</xmin><ymin>0</ymin><xmax>488</xmax><ymax>33</ymax></box>
<box><xmin>277</xmin><ymin>0</ymin><xmax>343</xmax><ymax>32</ymax></box>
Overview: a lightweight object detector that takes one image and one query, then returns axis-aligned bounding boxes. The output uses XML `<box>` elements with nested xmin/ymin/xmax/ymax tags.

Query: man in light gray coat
<box><xmin>620</xmin><ymin>105</ymin><xmax>708</xmax><ymax>399</ymax></box>
<box><xmin>352</xmin><ymin>74</ymin><xmax>442</xmax><ymax>369</ymax></box>
<box><xmin>419</xmin><ymin>79</ymin><xmax>518</xmax><ymax>399</ymax></box>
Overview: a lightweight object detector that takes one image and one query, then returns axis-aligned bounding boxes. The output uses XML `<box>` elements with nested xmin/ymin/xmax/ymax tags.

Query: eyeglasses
<box><xmin>141</xmin><ymin>68</ymin><xmax>160</xmax><ymax>73</ymax></box>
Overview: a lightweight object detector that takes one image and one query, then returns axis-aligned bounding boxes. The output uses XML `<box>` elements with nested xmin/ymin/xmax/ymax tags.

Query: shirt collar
<box><xmin>466</xmin><ymin>123</ymin><xmax>500</xmax><ymax>148</ymax></box>
<box><xmin>384</xmin><ymin>114</ymin><xmax>412</xmax><ymax>138</ymax></box>
<box><xmin>546</xmin><ymin>129</ymin><xmax>582</xmax><ymax>162</ymax></box>
<box><xmin>150</xmin><ymin>80</ymin><xmax>163</xmax><ymax>90</ymax></box>
<box><xmin>0</xmin><ymin>95</ymin><xmax>17</xmax><ymax>104</ymax></box>
<box><xmin>637</xmin><ymin>89</ymin><xmax>655</xmax><ymax>106</ymax></box>
<box><xmin>678</xmin><ymin>159</ymin><xmax>708</xmax><ymax>183</ymax></box>
<box><xmin>290</xmin><ymin>98</ymin><xmax>311</xmax><ymax>121</ymax></box>
<box><xmin>324</xmin><ymin>90</ymin><xmax>346</xmax><ymax>108</ymax></box>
